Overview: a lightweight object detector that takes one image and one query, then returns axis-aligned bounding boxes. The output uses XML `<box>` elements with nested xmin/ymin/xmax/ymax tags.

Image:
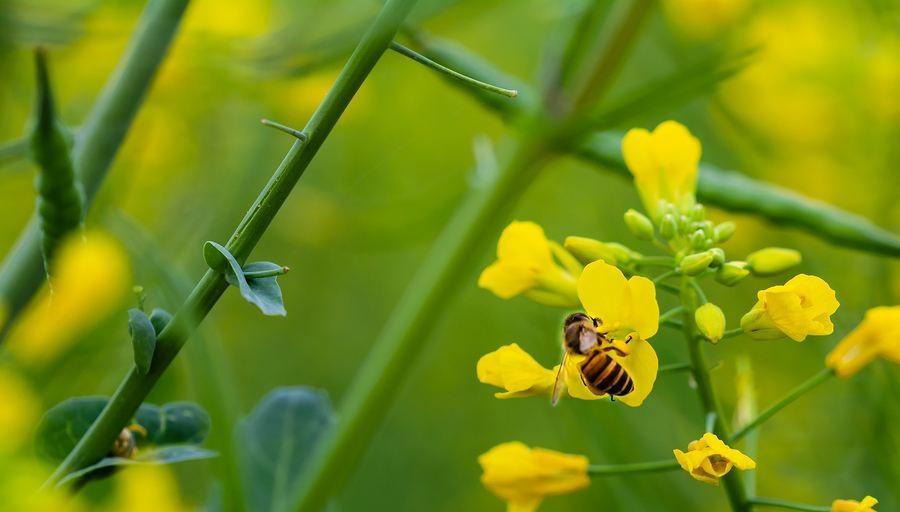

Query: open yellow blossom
<box><xmin>622</xmin><ymin>120</ymin><xmax>701</xmax><ymax>218</ymax></box>
<box><xmin>826</xmin><ymin>306</ymin><xmax>900</xmax><ymax>378</ymax></box>
<box><xmin>0</xmin><ymin>370</ymin><xmax>41</xmax><ymax>454</ymax></box>
<box><xmin>477</xmin><ymin>261</ymin><xmax>659</xmax><ymax>407</ymax></box>
<box><xmin>832</xmin><ymin>496</ymin><xmax>878</xmax><ymax>512</ymax></box>
<box><xmin>479</xmin><ymin>442</ymin><xmax>589</xmax><ymax>512</ymax></box>
<box><xmin>7</xmin><ymin>232</ymin><xmax>130</xmax><ymax>364</ymax></box>
<box><xmin>673</xmin><ymin>433</ymin><xmax>756</xmax><ymax>485</ymax></box>
<box><xmin>740</xmin><ymin>274</ymin><xmax>839</xmax><ymax>341</ymax></box>
<box><xmin>479</xmin><ymin>221</ymin><xmax>579</xmax><ymax>307</ymax></box>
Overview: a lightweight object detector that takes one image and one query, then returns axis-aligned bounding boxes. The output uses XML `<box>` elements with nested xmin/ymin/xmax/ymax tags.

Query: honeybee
<box><xmin>551</xmin><ymin>312</ymin><xmax>634</xmax><ymax>405</ymax></box>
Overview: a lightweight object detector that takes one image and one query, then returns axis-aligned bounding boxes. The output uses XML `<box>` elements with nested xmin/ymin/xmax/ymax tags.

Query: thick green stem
<box><xmin>43</xmin><ymin>0</ymin><xmax>419</xmax><ymax>487</ymax></box>
<box><xmin>747</xmin><ymin>498</ymin><xmax>830</xmax><ymax>511</ymax></box>
<box><xmin>729</xmin><ymin>367</ymin><xmax>834</xmax><ymax>444</ymax></box>
<box><xmin>681</xmin><ymin>277</ymin><xmax>750</xmax><ymax>512</ymax></box>
<box><xmin>0</xmin><ymin>0</ymin><xmax>191</xmax><ymax>338</ymax></box>
<box><xmin>588</xmin><ymin>459</ymin><xmax>680</xmax><ymax>476</ymax></box>
<box><xmin>290</xmin><ymin>136</ymin><xmax>550</xmax><ymax>512</ymax></box>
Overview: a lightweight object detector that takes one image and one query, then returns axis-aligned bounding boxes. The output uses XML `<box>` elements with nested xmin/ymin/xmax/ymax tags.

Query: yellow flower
<box><xmin>740</xmin><ymin>274</ymin><xmax>839</xmax><ymax>341</ymax></box>
<box><xmin>479</xmin><ymin>442</ymin><xmax>589</xmax><ymax>512</ymax></box>
<box><xmin>673</xmin><ymin>433</ymin><xmax>756</xmax><ymax>485</ymax></box>
<box><xmin>110</xmin><ymin>465</ymin><xmax>192</xmax><ymax>512</ymax></box>
<box><xmin>477</xmin><ymin>344</ymin><xmax>557</xmax><ymax>399</ymax></box>
<box><xmin>622</xmin><ymin>120</ymin><xmax>701</xmax><ymax>218</ymax></box>
<box><xmin>0</xmin><ymin>458</ymin><xmax>85</xmax><ymax>512</ymax></box>
<box><xmin>832</xmin><ymin>496</ymin><xmax>878</xmax><ymax>512</ymax></box>
<box><xmin>477</xmin><ymin>261</ymin><xmax>659</xmax><ymax>407</ymax></box>
<box><xmin>826</xmin><ymin>306</ymin><xmax>900</xmax><ymax>378</ymax></box>
<box><xmin>662</xmin><ymin>0</ymin><xmax>749</xmax><ymax>40</ymax></box>
<box><xmin>0</xmin><ymin>370</ymin><xmax>41</xmax><ymax>454</ymax></box>
<box><xmin>7</xmin><ymin>232</ymin><xmax>130</xmax><ymax>364</ymax></box>
<box><xmin>479</xmin><ymin>221</ymin><xmax>579</xmax><ymax>307</ymax></box>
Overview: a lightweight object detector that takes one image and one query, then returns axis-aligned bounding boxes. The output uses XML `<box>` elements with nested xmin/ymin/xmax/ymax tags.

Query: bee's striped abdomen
<box><xmin>580</xmin><ymin>348</ymin><xmax>635</xmax><ymax>397</ymax></box>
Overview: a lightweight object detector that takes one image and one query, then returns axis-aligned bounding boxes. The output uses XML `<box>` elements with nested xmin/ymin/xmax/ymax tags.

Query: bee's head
<box><xmin>563</xmin><ymin>312</ymin><xmax>591</xmax><ymax>352</ymax></box>
<box><xmin>563</xmin><ymin>312</ymin><xmax>590</xmax><ymax>328</ymax></box>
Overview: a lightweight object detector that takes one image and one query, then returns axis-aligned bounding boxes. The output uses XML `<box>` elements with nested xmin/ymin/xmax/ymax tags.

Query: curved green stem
<box><xmin>637</xmin><ymin>256</ymin><xmax>676</xmax><ymax>268</ymax></box>
<box><xmin>43</xmin><ymin>0</ymin><xmax>419</xmax><ymax>488</ymax></box>
<box><xmin>721</xmin><ymin>327</ymin><xmax>744</xmax><ymax>340</ymax></box>
<box><xmin>658</xmin><ymin>306</ymin><xmax>685</xmax><ymax>324</ymax></box>
<box><xmin>729</xmin><ymin>367</ymin><xmax>834</xmax><ymax>444</ymax></box>
<box><xmin>389</xmin><ymin>42</ymin><xmax>518</xmax><ymax>97</ymax></box>
<box><xmin>653</xmin><ymin>269</ymin><xmax>679</xmax><ymax>283</ymax></box>
<box><xmin>658</xmin><ymin>362</ymin><xmax>692</xmax><ymax>374</ymax></box>
<box><xmin>588</xmin><ymin>459</ymin><xmax>680</xmax><ymax>476</ymax></box>
<box><xmin>681</xmin><ymin>277</ymin><xmax>749</xmax><ymax>512</ymax></box>
<box><xmin>747</xmin><ymin>498</ymin><xmax>830</xmax><ymax>511</ymax></box>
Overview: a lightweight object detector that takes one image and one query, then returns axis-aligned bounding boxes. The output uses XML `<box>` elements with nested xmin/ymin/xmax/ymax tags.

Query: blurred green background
<box><xmin>1</xmin><ymin>0</ymin><xmax>898</xmax><ymax>510</ymax></box>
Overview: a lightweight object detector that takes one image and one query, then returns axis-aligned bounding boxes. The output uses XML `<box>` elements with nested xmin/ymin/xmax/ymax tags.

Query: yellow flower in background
<box><xmin>826</xmin><ymin>306</ymin><xmax>900</xmax><ymax>378</ymax></box>
<box><xmin>0</xmin><ymin>458</ymin><xmax>85</xmax><ymax>512</ymax></box>
<box><xmin>832</xmin><ymin>496</ymin><xmax>878</xmax><ymax>512</ymax></box>
<box><xmin>479</xmin><ymin>221</ymin><xmax>580</xmax><ymax>307</ymax></box>
<box><xmin>673</xmin><ymin>433</ymin><xmax>756</xmax><ymax>485</ymax></box>
<box><xmin>740</xmin><ymin>274</ymin><xmax>839</xmax><ymax>341</ymax></box>
<box><xmin>622</xmin><ymin>120</ymin><xmax>701</xmax><ymax>218</ymax></box>
<box><xmin>662</xmin><ymin>0</ymin><xmax>750</xmax><ymax>40</ymax></box>
<box><xmin>8</xmin><ymin>232</ymin><xmax>131</xmax><ymax>364</ymax></box>
<box><xmin>111</xmin><ymin>465</ymin><xmax>192</xmax><ymax>512</ymax></box>
<box><xmin>0</xmin><ymin>370</ymin><xmax>41</xmax><ymax>454</ymax></box>
<box><xmin>479</xmin><ymin>442</ymin><xmax>589</xmax><ymax>512</ymax></box>
<box><xmin>477</xmin><ymin>344</ymin><xmax>557</xmax><ymax>399</ymax></box>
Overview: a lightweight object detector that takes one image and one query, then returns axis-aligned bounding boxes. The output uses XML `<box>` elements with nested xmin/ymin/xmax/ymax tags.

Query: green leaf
<box><xmin>57</xmin><ymin>445</ymin><xmax>218</xmax><ymax>487</ymax></box>
<box><xmin>204</xmin><ymin>241</ymin><xmax>287</xmax><ymax>316</ymax></box>
<box><xmin>148</xmin><ymin>307</ymin><xmax>174</xmax><ymax>335</ymax></box>
<box><xmin>35</xmin><ymin>398</ymin><xmax>211</xmax><ymax>462</ymax></box>
<box><xmin>236</xmin><ymin>387</ymin><xmax>334</xmax><ymax>512</ymax></box>
<box><xmin>127</xmin><ymin>308</ymin><xmax>156</xmax><ymax>375</ymax></box>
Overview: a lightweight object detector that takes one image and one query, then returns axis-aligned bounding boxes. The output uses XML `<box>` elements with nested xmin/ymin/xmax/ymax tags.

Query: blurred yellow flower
<box><xmin>479</xmin><ymin>221</ymin><xmax>579</xmax><ymax>307</ymax></box>
<box><xmin>0</xmin><ymin>458</ymin><xmax>84</xmax><ymax>512</ymax></box>
<box><xmin>695</xmin><ymin>303</ymin><xmax>726</xmax><ymax>343</ymax></box>
<box><xmin>740</xmin><ymin>274</ymin><xmax>839</xmax><ymax>341</ymax></box>
<box><xmin>622</xmin><ymin>120</ymin><xmax>700</xmax><ymax>218</ymax></box>
<box><xmin>0</xmin><ymin>370</ymin><xmax>41</xmax><ymax>454</ymax></box>
<box><xmin>479</xmin><ymin>442</ymin><xmax>589</xmax><ymax>512</ymax></box>
<box><xmin>673</xmin><ymin>433</ymin><xmax>756</xmax><ymax>485</ymax></box>
<box><xmin>477</xmin><ymin>344</ymin><xmax>556</xmax><ymax>399</ymax></box>
<box><xmin>662</xmin><ymin>0</ymin><xmax>749</xmax><ymax>40</ymax></box>
<box><xmin>111</xmin><ymin>465</ymin><xmax>192</xmax><ymax>512</ymax></box>
<box><xmin>826</xmin><ymin>306</ymin><xmax>900</xmax><ymax>378</ymax></box>
<box><xmin>832</xmin><ymin>496</ymin><xmax>878</xmax><ymax>512</ymax></box>
<box><xmin>746</xmin><ymin>247</ymin><xmax>802</xmax><ymax>276</ymax></box>
<box><xmin>8</xmin><ymin>232</ymin><xmax>131</xmax><ymax>364</ymax></box>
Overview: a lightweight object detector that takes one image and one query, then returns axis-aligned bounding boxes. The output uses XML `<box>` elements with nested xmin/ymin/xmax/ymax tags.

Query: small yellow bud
<box><xmin>746</xmin><ymin>247</ymin><xmax>802</xmax><ymax>276</ymax></box>
<box><xmin>714</xmin><ymin>221</ymin><xmax>736</xmax><ymax>243</ymax></box>
<box><xmin>624</xmin><ymin>209</ymin><xmax>655</xmax><ymax>241</ymax></box>
<box><xmin>695</xmin><ymin>303</ymin><xmax>726</xmax><ymax>343</ymax></box>
<box><xmin>659</xmin><ymin>214</ymin><xmax>678</xmax><ymax>240</ymax></box>
<box><xmin>564</xmin><ymin>237</ymin><xmax>639</xmax><ymax>267</ymax></box>
<box><xmin>679</xmin><ymin>251</ymin><xmax>714</xmax><ymax>276</ymax></box>
<box><xmin>715</xmin><ymin>261</ymin><xmax>750</xmax><ymax>286</ymax></box>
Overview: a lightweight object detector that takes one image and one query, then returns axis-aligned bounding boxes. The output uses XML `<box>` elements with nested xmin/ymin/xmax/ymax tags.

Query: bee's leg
<box><xmin>625</xmin><ymin>334</ymin><xmax>633</xmax><ymax>344</ymax></box>
<box><xmin>610</xmin><ymin>395</ymin><xmax>616</xmax><ymax>402</ymax></box>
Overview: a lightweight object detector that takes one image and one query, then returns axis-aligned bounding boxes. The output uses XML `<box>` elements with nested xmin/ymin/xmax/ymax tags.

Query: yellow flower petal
<box><xmin>832</xmin><ymin>495</ymin><xmax>878</xmax><ymax>512</ymax></box>
<box><xmin>479</xmin><ymin>262</ymin><xmax>536</xmax><ymax>299</ymax></box>
<box><xmin>477</xmin><ymin>344</ymin><xmax>557</xmax><ymax>398</ymax></box>
<box><xmin>826</xmin><ymin>306</ymin><xmax>900</xmax><ymax>378</ymax></box>
<box><xmin>577</xmin><ymin>260</ymin><xmax>659</xmax><ymax>339</ymax></box>
<box><xmin>742</xmin><ymin>274</ymin><xmax>839</xmax><ymax>342</ymax></box>
<box><xmin>496</xmin><ymin>221</ymin><xmax>554</xmax><ymax>269</ymax></box>
<box><xmin>673</xmin><ymin>433</ymin><xmax>755</xmax><ymax>485</ymax></box>
<box><xmin>479</xmin><ymin>442</ymin><xmax>589</xmax><ymax>511</ymax></box>
<box><xmin>562</xmin><ymin>335</ymin><xmax>658</xmax><ymax>407</ymax></box>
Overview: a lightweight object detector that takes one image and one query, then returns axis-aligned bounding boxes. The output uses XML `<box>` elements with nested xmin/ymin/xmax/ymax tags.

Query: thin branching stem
<box><xmin>588</xmin><ymin>459</ymin><xmax>680</xmax><ymax>476</ymax></box>
<box><xmin>389</xmin><ymin>41</ymin><xmax>518</xmax><ymax>98</ymax></box>
<box><xmin>747</xmin><ymin>497</ymin><xmax>830</xmax><ymax>511</ymax></box>
<box><xmin>658</xmin><ymin>362</ymin><xmax>692</xmax><ymax>374</ymax></box>
<box><xmin>659</xmin><ymin>306</ymin><xmax>685</xmax><ymax>324</ymax></box>
<box><xmin>729</xmin><ymin>368</ymin><xmax>834</xmax><ymax>444</ymax></box>
<box><xmin>43</xmin><ymin>0</ymin><xmax>420</xmax><ymax>488</ymax></box>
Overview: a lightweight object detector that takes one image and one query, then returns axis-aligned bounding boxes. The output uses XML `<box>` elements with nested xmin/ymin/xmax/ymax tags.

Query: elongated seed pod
<box><xmin>30</xmin><ymin>48</ymin><xmax>84</xmax><ymax>270</ymax></box>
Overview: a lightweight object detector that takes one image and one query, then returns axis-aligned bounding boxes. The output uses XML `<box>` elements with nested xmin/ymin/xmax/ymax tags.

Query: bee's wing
<box><xmin>550</xmin><ymin>351</ymin><xmax>568</xmax><ymax>407</ymax></box>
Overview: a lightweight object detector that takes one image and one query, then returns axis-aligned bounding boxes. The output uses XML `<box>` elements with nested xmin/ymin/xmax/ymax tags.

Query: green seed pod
<box><xmin>714</xmin><ymin>221</ymin><xmax>736</xmax><ymax>243</ymax></box>
<box><xmin>679</xmin><ymin>251</ymin><xmax>715</xmax><ymax>276</ymax></box>
<box><xmin>659</xmin><ymin>214</ymin><xmax>678</xmax><ymax>240</ymax></box>
<box><xmin>30</xmin><ymin>49</ymin><xmax>83</xmax><ymax>272</ymax></box>
<box><xmin>746</xmin><ymin>247</ymin><xmax>802</xmax><ymax>276</ymax></box>
<box><xmin>715</xmin><ymin>261</ymin><xmax>750</xmax><ymax>286</ymax></box>
<box><xmin>623</xmin><ymin>209</ymin><xmax>655</xmax><ymax>241</ymax></box>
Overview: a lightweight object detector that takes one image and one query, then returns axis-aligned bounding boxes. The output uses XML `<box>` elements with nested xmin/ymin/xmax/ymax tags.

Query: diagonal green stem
<box><xmin>747</xmin><ymin>497</ymin><xmax>830</xmax><ymax>511</ymax></box>
<box><xmin>588</xmin><ymin>459</ymin><xmax>680</xmax><ymax>476</ymax></box>
<box><xmin>0</xmin><ymin>0</ymin><xmax>192</xmax><ymax>339</ymax></box>
<box><xmin>729</xmin><ymin>367</ymin><xmax>834</xmax><ymax>444</ymax></box>
<box><xmin>43</xmin><ymin>0</ymin><xmax>419</xmax><ymax>488</ymax></box>
<box><xmin>681</xmin><ymin>277</ymin><xmax>750</xmax><ymax>512</ymax></box>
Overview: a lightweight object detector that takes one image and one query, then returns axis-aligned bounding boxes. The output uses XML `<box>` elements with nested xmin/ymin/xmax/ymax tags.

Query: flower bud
<box><xmin>689</xmin><ymin>204</ymin><xmax>706</xmax><ymax>221</ymax></box>
<box><xmin>695</xmin><ymin>303</ymin><xmax>725</xmax><ymax>343</ymax></box>
<box><xmin>679</xmin><ymin>251</ymin><xmax>714</xmax><ymax>276</ymax></box>
<box><xmin>746</xmin><ymin>248</ymin><xmax>802</xmax><ymax>276</ymax></box>
<box><xmin>564</xmin><ymin>237</ymin><xmax>638</xmax><ymax>267</ymax></box>
<box><xmin>708</xmin><ymin>248</ymin><xmax>725</xmax><ymax>266</ymax></box>
<box><xmin>623</xmin><ymin>209</ymin><xmax>655</xmax><ymax>241</ymax></box>
<box><xmin>714</xmin><ymin>221</ymin><xmax>736</xmax><ymax>243</ymax></box>
<box><xmin>715</xmin><ymin>261</ymin><xmax>750</xmax><ymax>286</ymax></box>
<box><xmin>689</xmin><ymin>230</ymin><xmax>709</xmax><ymax>250</ymax></box>
<box><xmin>659</xmin><ymin>214</ymin><xmax>678</xmax><ymax>240</ymax></box>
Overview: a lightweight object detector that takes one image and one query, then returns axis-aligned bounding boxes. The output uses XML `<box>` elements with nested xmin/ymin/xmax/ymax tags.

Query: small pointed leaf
<box><xmin>204</xmin><ymin>241</ymin><xmax>287</xmax><ymax>316</ymax></box>
<box><xmin>128</xmin><ymin>308</ymin><xmax>156</xmax><ymax>375</ymax></box>
<box><xmin>148</xmin><ymin>307</ymin><xmax>174</xmax><ymax>335</ymax></box>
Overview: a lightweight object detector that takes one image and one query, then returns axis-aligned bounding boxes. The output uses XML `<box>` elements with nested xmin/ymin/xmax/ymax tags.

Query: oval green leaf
<box><xmin>128</xmin><ymin>308</ymin><xmax>156</xmax><ymax>375</ymax></box>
